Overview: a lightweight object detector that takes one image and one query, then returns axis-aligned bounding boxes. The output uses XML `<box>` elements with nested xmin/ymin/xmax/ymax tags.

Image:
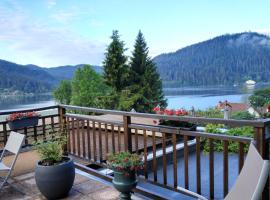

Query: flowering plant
<box><xmin>153</xmin><ymin>106</ymin><xmax>188</xmax><ymax>116</ymax></box>
<box><xmin>107</xmin><ymin>151</ymin><xmax>143</xmax><ymax>172</ymax></box>
<box><xmin>6</xmin><ymin>111</ymin><xmax>40</xmax><ymax>122</ymax></box>
<box><xmin>152</xmin><ymin>106</ymin><xmax>196</xmax><ymax>130</ymax></box>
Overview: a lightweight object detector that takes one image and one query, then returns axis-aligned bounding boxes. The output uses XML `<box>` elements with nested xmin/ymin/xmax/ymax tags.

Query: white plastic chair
<box><xmin>0</xmin><ymin>131</ymin><xmax>25</xmax><ymax>190</ymax></box>
<box><xmin>224</xmin><ymin>142</ymin><xmax>270</xmax><ymax>200</ymax></box>
<box><xmin>177</xmin><ymin>141</ymin><xmax>270</xmax><ymax>200</ymax></box>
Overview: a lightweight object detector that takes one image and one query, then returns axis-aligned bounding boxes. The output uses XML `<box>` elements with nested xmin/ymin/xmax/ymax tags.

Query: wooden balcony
<box><xmin>1</xmin><ymin>105</ymin><xmax>270</xmax><ymax>199</ymax></box>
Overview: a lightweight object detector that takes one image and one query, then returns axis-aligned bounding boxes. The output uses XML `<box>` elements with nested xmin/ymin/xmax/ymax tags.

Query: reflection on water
<box><xmin>1</xmin><ymin>84</ymin><xmax>270</xmax><ymax>111</ymax></box>
<box><xmin>164</xmin><ymin>84</ymin><xmax>270</xmax><ymax>110</ymax></box>
<box><xmin>0</xmin><ymin>94</ymin><xmax>55</xmax><ymax>111</ymax></box>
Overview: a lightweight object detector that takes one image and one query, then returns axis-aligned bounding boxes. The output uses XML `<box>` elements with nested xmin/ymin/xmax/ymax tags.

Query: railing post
<box><xmin>254</xmin><ymin>126</ymin><xmax>269</xmax><ymax>200</ymax></box>
<box><xmin>123</xmin><ymin>115</ymin><xmax>132</xmax><ymax>152</ymax></box>
<box><xmin>58</xmin><ymin>106</ymin><xmax>66</xmax><ymax>131</ymax></box>
<box><xmin>58</xmin><ymin>106</ymin><xmax>67</xmax><ymax>153</ymax></box>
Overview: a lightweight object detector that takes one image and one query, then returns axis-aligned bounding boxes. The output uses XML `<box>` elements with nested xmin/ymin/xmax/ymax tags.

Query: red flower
<box><xmin>153</xmin><ymin>106</ymin><xmax>160</xmax><ymax>113</ymax></box>
<box><xmin>165</xmin><ymin>109</ymin><xmax>174</xmax><ymax>115</ymax></box>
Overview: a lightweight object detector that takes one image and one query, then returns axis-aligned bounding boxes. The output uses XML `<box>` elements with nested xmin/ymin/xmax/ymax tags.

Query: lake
<box><xmin>0</xmin><ymin>84</ymin><xmax>269</xmax><ymax>112</ymax></box>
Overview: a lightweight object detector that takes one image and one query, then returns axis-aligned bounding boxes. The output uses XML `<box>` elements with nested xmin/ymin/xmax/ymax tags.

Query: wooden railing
<box><xmin>1</xmin><ymin>104</ymin><xmax>269</xmax><ymax>199</ymax></box>
<box><xmin>0</xmin><ymin>105</ymin><xmax>60</xmax><ymax>148</ymax></box>
<box><xmin>59</xmin><ymin>105</ymin><xmax>270</xmax><ymax>200</ymax></box>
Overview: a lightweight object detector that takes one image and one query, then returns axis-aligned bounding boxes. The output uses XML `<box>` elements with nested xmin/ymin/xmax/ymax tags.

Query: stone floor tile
<box><xmin>72</xmin><ymin>179</ymin><xmax>108</xmax><ymax>195</ymax></box>
<box><xmin>73</xmin><ymin>173</ymin><xmax>90</xmax><ymax>185</ymax></box>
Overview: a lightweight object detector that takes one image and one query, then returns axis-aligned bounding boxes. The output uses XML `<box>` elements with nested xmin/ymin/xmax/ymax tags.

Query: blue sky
<box><xmin>0</xmin><ymin>0</ymin><xmax>269</xmax><ymax>67</ymax></box>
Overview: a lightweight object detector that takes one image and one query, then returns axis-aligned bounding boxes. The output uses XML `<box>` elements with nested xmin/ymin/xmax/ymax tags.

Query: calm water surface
<box><xmin>1</xmin><ymin>84</ymin><xmax>270</xmax><ymax>111</ymax></box>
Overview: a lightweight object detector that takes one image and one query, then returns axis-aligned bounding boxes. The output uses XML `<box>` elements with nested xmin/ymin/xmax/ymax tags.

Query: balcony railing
<box><xmin>1</xmin><ymin>105</ymin><xmax>270</xmax><ymax>199</ymax></box>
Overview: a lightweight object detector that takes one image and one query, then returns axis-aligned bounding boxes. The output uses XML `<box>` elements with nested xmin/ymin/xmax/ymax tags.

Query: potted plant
<box><xmin>34</xmin><ymin>136</ymin><xmax>75</xmax><ymax>199</ymax></box>
<box><xmin>107</xmin><ymin>151</ymin><xmax>143</xmax><ymax>200</ymax></box>
<box><xmin>153</xmin><ymin>107</ymin><xmax>196</xmax><ymax>131</ymax></box>
<box><xmin>6</xmin><ymin>111</ymin><xmax>40</xmax><ymax>130</ymax></box>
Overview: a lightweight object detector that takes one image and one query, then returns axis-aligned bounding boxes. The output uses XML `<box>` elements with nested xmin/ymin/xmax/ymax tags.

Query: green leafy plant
<box><xmin>231</xmin><ymin>111</ymin><xmax>255</xmax><ymax>120</ymax></box>
<box><xmin>195</xmin><ymin>108</ymin><xmax>223</xmax><ymax>118</ymax></box>
<box><xmin>203</xmin><ymin>124</ymin><xmax>253</xmax><ymax>153</ymax></box>
<box><xmin>34</xmin><ymin>136</ymin><xmax>67</xmax><ymax>166</ymax></box>
<box><xmin>107</xmin><ymin>151</ymin><xmax>143</xmax><ymax>172</ymax></box>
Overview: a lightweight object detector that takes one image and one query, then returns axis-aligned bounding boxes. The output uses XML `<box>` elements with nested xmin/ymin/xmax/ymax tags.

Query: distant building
<box><xmin>245</xmin><ymin>80</ymin><xmax>256</xmax><ymax>85</ymax></box>
<box><xmin>216</xmin><ymin>100</ymin><xmax>260</xmax><ymax>117</ymax></box>
<box><xmin>216</xmin><ymin>101</ymin><xmax>248</xmax><ymax>112</ymax></box>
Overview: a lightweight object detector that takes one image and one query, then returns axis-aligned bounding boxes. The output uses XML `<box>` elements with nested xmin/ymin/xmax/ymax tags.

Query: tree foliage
<box><xmin>128</xmin><ymin>31</ymin><xmax>167</xmax><ymax>112</ymax></box>
<box><xmin>53</xmin><ymin>80</ymin><xmax>72</xmax><ymax>104</ymax></box>
<box><xmin>249</xmin><ymin>87</ymin><xmax>270</xmax><ymax>116</ymax></box>
<box><xmin>71</xmin><ymin>65</ymin><xmax>114</xmax><ymax>108</ymax></box>
<box><xmin>103</xmin><ymin>30</ymin><xmax>129</xmax><ymax>92</ymax></box>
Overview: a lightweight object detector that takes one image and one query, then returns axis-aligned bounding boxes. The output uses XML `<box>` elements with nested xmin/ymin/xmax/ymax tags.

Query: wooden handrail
<box><xmin>60</xmin><ymin>104</ymin><xmax>270</xmax><ymax>127</ymax></box>
<box><xmin>0</xmin><ymin>105</ymin><xmax>59</xmax><ymax>115</ymax></box>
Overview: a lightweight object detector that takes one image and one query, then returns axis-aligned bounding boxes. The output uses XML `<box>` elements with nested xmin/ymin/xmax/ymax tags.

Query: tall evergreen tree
<box><xmin>129</xmin><ymin>31</ymin><xmax>167</xmax><ymax>113</ymax></box>
<box><xmin>103</xmin><ymin>30</ymin><xmax>128</xmax><ymax>92</ymax></box>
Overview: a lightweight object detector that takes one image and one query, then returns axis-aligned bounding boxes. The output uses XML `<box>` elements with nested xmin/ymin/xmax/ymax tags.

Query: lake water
<box><xmin>0</xmin><ymin>84</ymin><xmax>269</xmax><ymax>112</ymax></box>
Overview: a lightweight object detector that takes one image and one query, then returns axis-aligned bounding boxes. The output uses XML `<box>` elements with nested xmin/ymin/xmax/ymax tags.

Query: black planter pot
<box><xmin>112</xmin><ymin>169</ymin><xmax>137</xmax><ymax>200</ymax></box>
<box><xmin>159</xmin><ymin>120</ymin><xmax>197</xmax><ymax>131</ymax></box>
<box><xmin>8</xmin><ymin>116</ymin><xmax>39</xmax><ymax>130</ymax></box>
<box><xmin>35</xmin><ymin>157</ymin><xmax>75</xmax><ymax>200</ymax></box>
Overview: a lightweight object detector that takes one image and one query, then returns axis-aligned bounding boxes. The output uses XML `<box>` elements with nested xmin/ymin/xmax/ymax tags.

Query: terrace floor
<box><xmin>0</xmin><ymin>169</ymin><xmax>146</xmax><ymax>200</ymax></box>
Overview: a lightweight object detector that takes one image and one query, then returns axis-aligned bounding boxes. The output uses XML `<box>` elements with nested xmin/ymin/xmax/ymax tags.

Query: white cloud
<box><xmin>0</xmin><ymin>3</ymin><xmax>105</xmax><ymax>67</ymax></box>
<box><xmin>47</xmin><ymin>0</ymin><xmax>56</xmax><ymax>8</ymax></box>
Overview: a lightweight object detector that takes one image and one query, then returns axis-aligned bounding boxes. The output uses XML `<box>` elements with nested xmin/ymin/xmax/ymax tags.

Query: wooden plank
<box><xmin>123</xmin><ymin>116</ymin><xmax>132</xmax><ymax>152</ymax></box>
<box><xmin>33</xmin><ymin>126</ymin><xmax>37</xmax><ymax>142</ymax></box>
<box><xmin>3</xmin><ymin>123</ymin><xmax>7</xmax><ymax>145</ymax></box>
<box><xmin>82</xmin><ymin>120</ymin><xmax>86</xmax><ymax>158</ymax></box>
<box><xmin>184</xmin><ymin>135</ymin><xmax>189</xmax><ymax>189</ymax></box>
<box><xmin>105</xmin><ymin>124</ymin><xmax>108</xmax><ymax>160</ymax></box>
<box><xmin>24</xmin><ymin>127</ymin><xmax>28</xmax><ymax>145</ymax></box>
<box><xmin>172</xmin><ymin>133</ymin><xmax>177</xmax><ymax>188</ymax></box>
<box><xmin>196</xmin><ymin>136</ymin><xmax>201</xmax><ymax>194</ymax></box>
<box><xmin>135</xmin><ymin>128</ymin><xmax>139</xmax><ymax>153</ymax></box>
<box><xmin>223</xmin><ymin>140</ymin><xmax>229</xmax><ymax>197</ymax></box>
<box><xmin>42</xmin><ymin>118</ymin><xmax>46</xmax><ymax>142</ymax></box>
<box><xmin>93</xmin><ymin>121</ymin><xmax>97</xmax><ymax>161</ymax></box>
<box><xmin>118</xmin><ymin>125</ymin><xmax>121</xmax><ymax>152</ymax></box>
<box><xmin>162</xmin><ymin>133</ymin><xmax>167</xmax><ymax>185</ymax></box>
<box><xmin>87</xmin><ymin>120</ymin><xmax>91</xmax><ymax>160</ymax></box>
<box><xmin>238</xmin><ymin>142</ymin><xmax>244</xmax><ymax>173</ymax></box>
<box><xmin>98</xmin><ymin>122</ymin><xmax>103</xmax><ymax>162</ymax></box>
<box><xmin>209</xmin><ymin>138</ymin><xmax>214</xmax><ymax>199</ymax></box>
<box><xmin>71</xmin><ymin>118</ymin><xmax>75</xmax><ymax>155</ymax></box>
<box><xmin>66</xmin><ymin>117</ymin><xmax>70</xmax><ymax>152</ymax></box>
<box><xmin>51</xmin><ymin>116</ymin><xmax>55</xmax><ymax>135</ymax></box>
<box><xmin>152</xmin><ymin>131</ymin><xmax>157</xmax><ymax>182</ymax></box>
<box><xmin>61</xmin><ymin>104</ymin><xmax>267</xmax><ymax>127</ymax></box>
<box><xmin>111</xmin><ymin>124</ymin><xmax>115</xmax><ymax>153</ymax></box>
<box><xmin>76</xmin><ymin>119</ymin><xmax>81</xmax><ymax>157</ymax></box>
<box><xmin>143</xmin><ymin>129</ymin><xmax>148</xmax><ymax>179</ymax></box>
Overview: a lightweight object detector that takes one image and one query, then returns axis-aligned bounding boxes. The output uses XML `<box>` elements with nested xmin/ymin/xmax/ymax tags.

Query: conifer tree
<box><xmin>129</xmin><ymin>31</ymin><xmax>167</xmax><ymax>113</ymax></box>
<box><xmin>103</xmin><ymin>30</ymin><xmax>128</xmax><ymax>92</ymax></box>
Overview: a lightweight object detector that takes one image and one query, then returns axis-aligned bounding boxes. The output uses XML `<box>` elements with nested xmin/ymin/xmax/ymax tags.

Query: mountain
<box><xmin>154</xmin><ymin>32</ymin><xmax>270</xmax><ymax>87</ymax></box>
<box><xmin>0</xmin><ymin>60</ymin><xmax>102</xmax><ymax>93</ymax></box>
<box><xmin>44</xmin><ymin>65</ymin><xmax>102</xmax><ymax>81</ymax></box>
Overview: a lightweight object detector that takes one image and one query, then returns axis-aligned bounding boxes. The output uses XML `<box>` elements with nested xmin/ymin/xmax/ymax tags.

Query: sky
<box><xmin>0</xmin><ymin>0</ymin><xmax>270</xmax><ymax>68</ymax></box>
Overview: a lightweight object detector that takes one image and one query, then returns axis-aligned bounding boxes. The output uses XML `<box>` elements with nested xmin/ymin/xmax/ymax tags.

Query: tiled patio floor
<box><xmin>0</xmin><ymin>170</ymin><xmax>145</xmax><ymax>200</ymax></box>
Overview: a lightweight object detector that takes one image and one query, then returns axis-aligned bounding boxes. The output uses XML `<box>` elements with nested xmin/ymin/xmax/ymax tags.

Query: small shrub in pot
<box><xmin>34</xmin><ymin>136</ymin><xmax>75</xmax><ymax>199</ymax></box>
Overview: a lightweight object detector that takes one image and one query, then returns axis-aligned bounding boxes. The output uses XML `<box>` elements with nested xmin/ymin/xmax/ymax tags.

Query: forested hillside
<box><xmin>154</xmin><ymin>32</ymin><xmax>270</xmax><ymax>87</ymax></box>
<box><xmin>0</xmin><ymin>60</ymin><xmax>55</xmax><ymax>93</ymax></box>
<box><xmin>0</xmin><ymin>60</ymin><xmax>102</xmax><ymax>93</ymax></box>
